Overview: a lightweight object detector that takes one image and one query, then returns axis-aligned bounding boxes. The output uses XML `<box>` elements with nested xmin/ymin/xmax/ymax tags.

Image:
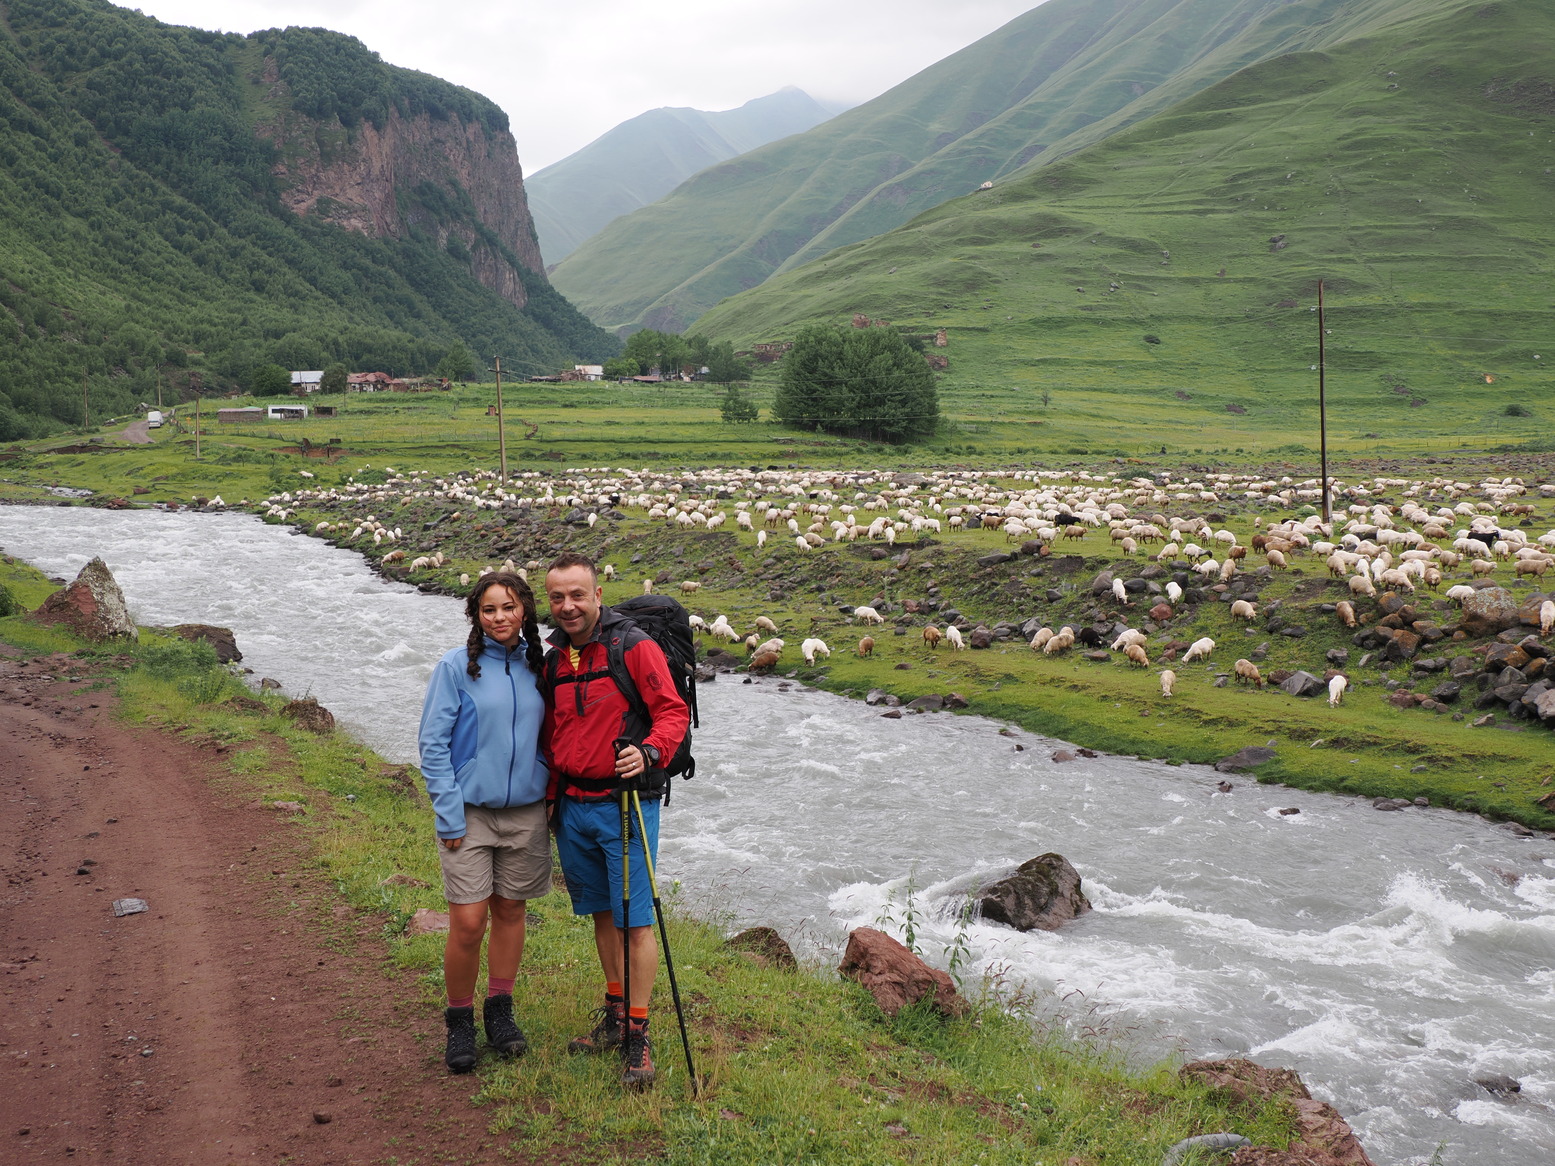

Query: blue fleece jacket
<box><xmin>417</xmin><ymin>637</ymin><xmax>548</xmax><ymax>839</ymax></box>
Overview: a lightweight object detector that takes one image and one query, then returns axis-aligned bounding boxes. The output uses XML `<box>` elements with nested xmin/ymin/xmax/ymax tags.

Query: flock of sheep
<box><xmin>255</xmin><ymin>462</ymin><xmax>1555</xmax><ymax>710</ymax></box>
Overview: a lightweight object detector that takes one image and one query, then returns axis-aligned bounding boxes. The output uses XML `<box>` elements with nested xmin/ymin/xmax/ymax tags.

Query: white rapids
<box><xmin>3</xmin><ymin>505</ymin><xmax>1552</xmax><ymax>1166</ymax></box>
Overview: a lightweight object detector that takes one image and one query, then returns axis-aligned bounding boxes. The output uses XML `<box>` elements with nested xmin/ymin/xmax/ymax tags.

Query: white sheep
<box><xmin>755</xmin><ymin>616</ymin><xmax>780</xmax><ymax>635</ymax></box>
<box><xmin>755</xmin><ymin>637</ymin><xmax>785</xmax><ymax>657</ymax></box>
<box><xmin>853</xmin><ymin>606</ymin><xmax>885</xmax><ymax>625</ymax></box>
<box><xmin>1111</xmin><ymin>578</ymin><xmax>1129</xmax><ymax>603</ymax></box>
<box><xmin>1111</xmin><ymin>628</ymin><xmax>1147</xmax><ymax>651</ymax></box>
<box><xmin>1124</xmin><ymin>643</ymin><xmax>1149</xmax><ymax>667</ymax></box>
<box><xmin>945</xmin><ymin>626</ymin><xmax>966</xmax><ymax>650</ymax></box>
<box><xmin>1542</xmin><ymin>599</ymin><xmax>1555</xmax><ymax>636</ymax></box>
<box><xmin>642</xmin><ymin>578</ymin><xmax>654</xmax><ymax>594</ymax></box>
<box><xmin>1182</xmin><ymin>637</ymin><xmax>1215</xmax><ymax>663</ymax></box>
<box><xmin>1029</xmin><ymin>627</ymin><xmax>1054</xmax><ymax>650</ymax></box>
<box><xmin>1160</xmin><ymin>669</ymin><xmax>1176</xmax><ymax>697</ymax></box>
<box><xmin>800</xmin><ymin>637</ymin><xmax>831</xmax><ymax>664</ymax></box>
<box><xmin>1328</xmin><ymin>674</ymin><xmax>1348</xmax><ymax>707</ymax></box>
<box><xmin>1230</xmin><ymin>599</ymin><xmax>1257</xmax><ymax>621</ymax></box>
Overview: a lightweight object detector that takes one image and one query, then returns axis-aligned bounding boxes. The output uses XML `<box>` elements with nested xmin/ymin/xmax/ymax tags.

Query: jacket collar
<box><xmin>544</xmin><ymin>604</ymin><xmax>624</xmax><ymax>652</ymax></box>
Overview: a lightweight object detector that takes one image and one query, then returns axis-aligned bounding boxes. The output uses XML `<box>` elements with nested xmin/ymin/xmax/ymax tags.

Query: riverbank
<box><xmin>0</xmin><ymin>555</ymin><xmax>1316</xmax><ymax>1165</ymax></box>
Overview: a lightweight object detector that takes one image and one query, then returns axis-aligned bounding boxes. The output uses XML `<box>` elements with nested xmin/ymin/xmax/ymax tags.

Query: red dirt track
<box><xmin>0</xmin><ymin>646</ymin><xmax>541</xmax><ymax>1164</ymax></box>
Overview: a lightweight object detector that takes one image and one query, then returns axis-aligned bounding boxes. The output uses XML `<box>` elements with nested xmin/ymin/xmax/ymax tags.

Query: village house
<box><xmin>290</xmin><ymin>371</ymin><xmax>323</xmax><ymax>394</ymax></box>
<box><xmin>347</xmin><ymin>371</ymin><xmax>393</xmax><ymax>392</ymax></box>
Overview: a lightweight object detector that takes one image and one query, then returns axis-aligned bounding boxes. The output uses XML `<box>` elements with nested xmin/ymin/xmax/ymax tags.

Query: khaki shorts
<box><xmin>438</xmin><ymin>802</ymin><xmax>552</xmax><ymax>905</ymax></box>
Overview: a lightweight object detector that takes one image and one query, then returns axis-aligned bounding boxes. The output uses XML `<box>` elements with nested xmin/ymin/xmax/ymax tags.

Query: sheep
<box><xmin>679</xmin><ymin>580</ymin><xmax>702</xmax><ymax>594</ymax></box>
<box><xmin>858</xmin><ymin>635</ymin><xmax>875</xmax><ymax>657</ymax></box>
<box><xmin>1233</xmin><ymin>658</ymin><xmax>1263</xmax><ymax>688</ymax></box>
<box><xmin>1542</xmin><ymin>599</ymin><xmax>1555</xmax><ymax>636</ymax></box>
<box><xmin>382</xmin><ymin>549</ymin><xmax>407</xmax><ymax>564</ymax></box>
<box><xmin>923</xmin><ymin>626</ymin><xmax>943</xmax><ymax>649</ymax></box>
<box><xmin>1111</xmin><ymin>578</ymin><xmax>1129</xmax><ymax>604</ymax></box>
<box><xmin>1470</xmin><ymin>559</ymin><xmax>1497</xmax><ymax>577</ymax></box>
<box><xmin>1182</xmin><ymin>637</ymin><xmax>1215</xmax><ymax>663</ymax></box>
<box><xmin>1124</xmin><ymin>643</ymin><xmax>1149</xmax><ymax>667</ymax></box>
<box><xmin>756</xmin><ymin>530</ymin><xmax>768</xmax><ymax>549</ymax></box>
<box><xmin>1328</xmin><ymin>674</ymin><xmax>1348</xmax><ymax>706</ymax></box>
<box><xmin>1265</xmin><ymin>549</ymin><xmax>1287</xmax><ymax>569</ymax></box>
<box><xmin>1111</xmin><ymin>628</ymin><xmax>1147</xmax><ymax>651</ymax></box>
<box><xmin>1160</xmin><ymin>669</ymin><xmax>1176</xmax><ymax>697</ymax></box>
<box><xmin>1043</xmin><ymin>628</ymin><xmax>1075</xmax><ymax>655</ymax></box>
<box><xmin>642</xmin><ymin>578</ymin><xmax>654</xmax><ymax>594</ymax></box>
<box><xmin>688</xmin><ymin>614</ymin><xmax>707</xmax><ymax>633</ymax></box>
<box><xmin>749</xmin><ymin>649</ymin><xmax>780</xmax><ymax>672</ymax></box>
<box><xmin>1029</xmin><ymin>627</ymin><xmax>1054</xmax><ymax>650</ymax></box>
<box><xmin>1515</xmin><ymin>557</ymin><xmax>1550</xmax><ymax>579</ymax></box>
<box><xmin>853</xmin><ymin>605</ymin><xmax>885</xmax><ymax>625</ymax></box>
<box><xmin>1165</xmin><ymin>581</ymin><xmax>1183</xmax><ymax>604</ymax></box>
<box><xmin>755</xmin><ymin>637</ymin><xmax>785</xmax><ymax>657</ymax></box>
<box><xmin>945</xmin><ymin>626</ymin><xmax>966</xmax><ymax>650</ymax></box>
<box><xmin>1230</xmin><ymin>599</ymin><xmax>1257</xmax><ymax>621</ymax></box>
<box><xmin>1336</xmin><ymin>600</ymin><xmax>1357</xmax><ymax>628</ymax></box>
<box><xmin>755</xmin><ymin>615</ymin><xmax>780</xmax><ymax>635</ymax></box>
<box><xmin>744</xmin><ymin>634</ymin><xmax>760</xmax><ymax>654</ymax></box>
<box><xmin>708</xmin><ymin>616</ymin><xmax>739</xmax><ymax>642</ymax></box>
<box><xmin>1348</xmin><ymin>574</ymin><xmax>1377</xmax><ymax>599</ymax></box>
<box><xmin>800</xmin><ymin>638</ymin><xmax>831</xmax><ymax>665</ymax></box>
<box><xmin>1444</xmin><ymin>585</ymin><xmax>1475</xmax><ymax>605</ymax></box>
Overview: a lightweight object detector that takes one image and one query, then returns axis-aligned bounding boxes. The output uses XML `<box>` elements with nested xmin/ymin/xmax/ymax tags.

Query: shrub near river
<box><xmin>257</xmin><ymin>461</ymin><xmax>1555</xmax><ymax>833</ymax></box>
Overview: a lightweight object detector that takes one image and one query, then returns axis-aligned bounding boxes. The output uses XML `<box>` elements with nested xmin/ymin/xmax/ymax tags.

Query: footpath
<box><xmin>0</xmin><ymin>643</ymin><xmax>540</xmax><ymax>1165</ymax></box>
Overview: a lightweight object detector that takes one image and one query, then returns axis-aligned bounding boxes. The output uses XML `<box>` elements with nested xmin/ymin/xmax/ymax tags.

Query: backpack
<box><xmin>546</xmin><ymin>594</ymin><xmax>700</xmax><ymax>800</ymax></box>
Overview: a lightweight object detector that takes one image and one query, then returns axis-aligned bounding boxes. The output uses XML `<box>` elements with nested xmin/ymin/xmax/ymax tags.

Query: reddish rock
<box><xmin>1231</xmin><ymin>1151</ymin><xmax>1327</xmax><ymax>1165</ymax></box>
<box><xmin>32</xmin><ymin>557</ymin><xmax>138</xmax><ymax>643</ymax></box>
<box><xmin>724</xmin><ymin>926</ymin><xmax>797</xmax><ymax>971</ymax></box>
<box><xmin>407</xmin><ymin>908</ymin><xmax>449</xmax><ymax>935</ymax></box>
<box><xmin>168</xmin><ymin>623</ymin><xmax>242</xmax><ymax>663</ymax></box>
<box><xmin>839</xmin><ymin>927</ymin><xmax>965</xmax><ymax>1018</ymax></box>
<box><xmin>1183</xmin><ymin>1059</ymin><xmax>1376</xmax><ymax>1166</ymax></box>
<box><xmin>1181</xmin><ymin>1058</ymin><xmax>1311</xmax><ymax>1106</ymax></box>
<box><xmin>280</xmin><ymin>697</ymin><xmax>336</xmax><ymax>734</ymax></box>
<box><xmin>1150</xmin><ymin>602</ymin><xmax>1174</xmax><ymax>621</ymax></box>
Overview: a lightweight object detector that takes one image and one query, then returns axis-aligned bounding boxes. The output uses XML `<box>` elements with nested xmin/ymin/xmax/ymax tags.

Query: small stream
<box><xmin>3</xmin><ymin>506</ymin><xmax>1552</xmax><ymax>1165</ymax></box>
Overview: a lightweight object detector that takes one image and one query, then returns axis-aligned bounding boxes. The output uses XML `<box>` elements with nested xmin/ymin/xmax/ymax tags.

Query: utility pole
<box><xmin>1317</xmin><ymin>279</ymin><xmax>1330</xmax><ymax>525</ymax></box>
<box><xmin>81</xmin><ymin>373</ymin><xmax>89</xmax><ymax>432</ymax></box>
<box><xmin>491</xmin><ymin>355</ymin><xmax>508</xmax><ymax>483</ymax></box>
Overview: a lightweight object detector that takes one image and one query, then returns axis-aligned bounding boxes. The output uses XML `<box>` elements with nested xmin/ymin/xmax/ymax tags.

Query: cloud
<box><xmin>129</xmin><ymin>0</ymin><xmax>1039</xmax><ymax>169</ymax></box>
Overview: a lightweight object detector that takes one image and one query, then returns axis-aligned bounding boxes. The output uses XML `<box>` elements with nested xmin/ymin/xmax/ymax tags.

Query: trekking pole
<box><xmin>630</xmin><ymin>787</ymin><xmax>700</xmax><ymax>1098</ymax></box>
<box><xmin>618</xmin><ymin>783</ymin><xmax>632</xmax><ymax>1065</ymax></box>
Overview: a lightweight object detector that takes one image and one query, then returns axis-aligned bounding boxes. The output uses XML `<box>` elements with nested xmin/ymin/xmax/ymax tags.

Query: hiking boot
<box><xmin>622</xmin><ymin>1017</ymin><xmax>655</xmax><ymax>1089</ymax></box>
<box><xmin>444</xmin><ymin>1005</ymin><xmax>477</xmax><ymax>1074</ymax></box>
<box><xmin>482</xmin><ymin>994</ymin><xmax>528</xmax><ymax>1057</ymax></box>
<box><xmin>567</xmin><ymin>998</ymin><xmax>624</xmax><ymax>1054</ymax></box>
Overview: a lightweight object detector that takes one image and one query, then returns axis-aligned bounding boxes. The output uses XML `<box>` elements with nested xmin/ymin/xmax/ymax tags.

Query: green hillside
<box><xmin>551</xmin><ymin>0</ymin><xmax>1486</xmax><ymax>335</ymax></box>
<box><xmin>0</xmin><ymin>0</ymin><xmax>613</xmax><ymax>441</ymax></box>
<box><xmin>692</xmin><ymin>0</ymin><xmax>1555</xmax><ymax>454</ymax></box>
<box><xmin>528</xmin><ymin>87</ymin><xmax>838</xmax><ymax>265</ymax></box>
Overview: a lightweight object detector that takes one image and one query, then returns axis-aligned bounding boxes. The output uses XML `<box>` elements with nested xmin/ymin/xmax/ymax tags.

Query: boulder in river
<box><xmin>975</xmin><ymin>853</ymin><xmax>1092</xmax><ymax>932</ymax></box>
<box><xmin>1181</xmin><ymin>1058</ymin><xmax>1378</xmax><ymax>1166</ymax></box>
<box><xmin>839</xmin><ymin>926</ymin><xmax>965</xmax><ymax>1018</ymax></box>
<box><xmin>32</xmin><ymin>556</ymin><xmax>137</xmax><ymax>642</ymax></box>
<box><xmin>1215</xmin><ymin>745</ymin><xmax>1276</xmax><ymax>773</ymax></box>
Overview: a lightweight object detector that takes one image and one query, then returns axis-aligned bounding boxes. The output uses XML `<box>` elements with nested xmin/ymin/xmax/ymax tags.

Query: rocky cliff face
<box><xmin>256</xmin><ymin>61</ymin><xmax>544</xmax><ymax>311</ymax></box>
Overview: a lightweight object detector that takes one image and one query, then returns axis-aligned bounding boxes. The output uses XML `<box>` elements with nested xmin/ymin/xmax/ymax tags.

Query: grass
<box><xmin>0</xmin><ymin>554</ymin><xmax>1306</xmax><ymax>1164</ymax></box>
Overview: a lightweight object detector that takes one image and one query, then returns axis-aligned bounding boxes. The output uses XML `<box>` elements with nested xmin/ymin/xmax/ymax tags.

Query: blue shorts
<box><xmin>556</xmin><ymin>795</ymin><xmax>660</xmax><ymax>928</ymax></box>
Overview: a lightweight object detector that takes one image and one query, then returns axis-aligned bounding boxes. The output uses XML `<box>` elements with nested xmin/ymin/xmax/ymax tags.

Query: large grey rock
<box><xmin>1280</xmin><ymin>670</ymin><xmax>1325</xmax><ymax>698</ymax></box>
<box><xmin>976</xmin><ymin>853</ymin><xmax>1092</xmax><ymax>932</ymax></box>
<box><xmin>724</xmin><ymin>925</ymin><xmax>797</xmax><ymax>971</ymax></box>
<box><xmin>1459</xmin><ymin>588</ymin><xmax>1520</xmax><ymax>637</ymax></box>
<box><xmin>1537</xmin><ymin>689</ymin><xmax>1555</xmax><ymax>721</ymax></box>
<box><xmin>1090</xmin><ymin>570</ymin><xmax>1115</xmax><ymax>596</ymax></box>
<box><xmin>32</xmin><ymin>557</ymin><xmax>137</xmax><ymax>642</ymax></box>
<box><xmin>1216</xmin><ymin>746</ymin><xmax>1276</xmax><ymax>773</ymax></box>
<box><xmin>905</xmin><ymin>694</ymin><xmax>944</xmax><ymax>712</ymax></box>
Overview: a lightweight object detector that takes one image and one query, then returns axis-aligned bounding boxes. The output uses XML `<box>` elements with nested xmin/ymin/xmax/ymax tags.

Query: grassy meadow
<box><xmin>0</xmin><ymin>553</ymin><xmax>1309</xmax><ymax>1165</ymax></box>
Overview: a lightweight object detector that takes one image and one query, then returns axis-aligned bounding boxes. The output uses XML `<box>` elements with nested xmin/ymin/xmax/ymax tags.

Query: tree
<box><xmin>700</xmin><ymin>337</ymin><xmax>751</xmax><ymax>383</ymax></box>
<box><xmin>720</xmin><ymin>384</ymin><xmax>759</xmax><ymax>423</ymax></box>
<box><xmin>774</xmin><ymin>324</ymin><xmax>938</xmax><ymax>442</ymax></box>
<box><xmin>603</xmin><ymin>355</ymin><xmax>640</xmax><ymax>379</ymax></box>
<box><xmin>436</xmin><ymin>341</ymin><xmax>477</xmax><ymax>383</ymax></box>
<box><xmin>623</xmin><ymin>329</ymin><xmax>691</xmax><ymax>377</ymax></box>
<box><xmin>251</xmin><ymin>363</ymin><xmax>292</xmax><ymax>397</ymax></box>
<box><xmin>320</xmin><ymin>363</ymin><xmax>348</xmax><ymax>395</ymax></box>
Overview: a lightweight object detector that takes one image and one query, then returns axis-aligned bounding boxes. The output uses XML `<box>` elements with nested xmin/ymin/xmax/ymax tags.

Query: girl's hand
<box><xmin>441</xmin><ymin>836</ymin><xmax>464</xmax><ymax>850</ymax></box>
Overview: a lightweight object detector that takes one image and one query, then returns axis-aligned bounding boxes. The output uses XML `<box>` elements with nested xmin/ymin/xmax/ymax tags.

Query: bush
<box><xmin>251</xmin><ymin>364</ymin><xmax>292</xmax><ymax>397</ymax></box>
<box><xmin>1503</xmin><ymin>402</ymin><xmax>1531</xmax><ymax>417</ymax></box>
<box><xmin>720</xmin><ymin>385</ymin><xmax>759</xmax><ymax>423</ymax></box>
<box><xmin>0</xmin><ymin>581</ymin><xmax>18</xmax><ymax>618</ymax></box>
<box><xmin>773</xmin><ymin>324</ymin><xmax>938</xmax><ymax>442</ymax></box>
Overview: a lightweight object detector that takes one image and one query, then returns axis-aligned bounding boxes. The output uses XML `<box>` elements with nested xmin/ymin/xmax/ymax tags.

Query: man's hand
<box><xmin>614</xmin><ymin>743</ymin><xmax>647</xmax><ymax>779</ymax></box>
<box><xmin>441</xmin><ymin>836</ymin><xmax>464</xmax><ymax>850</ymax></box>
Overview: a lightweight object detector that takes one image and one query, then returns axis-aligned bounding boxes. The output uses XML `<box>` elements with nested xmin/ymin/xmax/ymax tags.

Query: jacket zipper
<box><xmin>504</xmin><ymin>647</ymin><xmax>517</xmax><ymax>805</ymax></box>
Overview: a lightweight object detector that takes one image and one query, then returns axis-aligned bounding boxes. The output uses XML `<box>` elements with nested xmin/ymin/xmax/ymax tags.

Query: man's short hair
<box><xmin>547</xmin><ymin>551</ymin><xmax>597</xmax><ymax>580</ymax></box>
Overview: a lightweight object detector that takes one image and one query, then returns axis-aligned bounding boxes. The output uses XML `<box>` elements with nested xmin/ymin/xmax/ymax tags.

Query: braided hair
<box><xmin>464</xmin><ymin>571</ymin><xmax>546</xmax><ymax>679</ymax></box>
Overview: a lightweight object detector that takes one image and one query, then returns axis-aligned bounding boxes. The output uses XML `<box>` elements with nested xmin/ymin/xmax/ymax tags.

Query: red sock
<box><xmin>448</xmin><ymin>993</ymin><xmax>474</xmax><ymax>1009</ymax></box>
<box><xmin>628</xmin><ymin>1006</ymin><xmax>648</xmax><ymax>1022</ymax></box>
<box><xmin>606</xmin><ymin>982</ymin><xmax>624</xmax><ymax>1003</ymax></box>
<box><xmin>487</xmin><ymin>976</ymin><xmax>515</xmax><ymax>997</ymax></box>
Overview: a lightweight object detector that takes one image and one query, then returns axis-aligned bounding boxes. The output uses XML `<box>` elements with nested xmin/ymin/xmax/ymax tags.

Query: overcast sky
<box><xmin>126</xmin><ymin>0</ymin><xmax>1041</xmax><ymax>171</ymax></box>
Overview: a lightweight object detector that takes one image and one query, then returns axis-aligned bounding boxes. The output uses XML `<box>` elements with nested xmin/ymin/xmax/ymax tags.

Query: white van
<box><xmin>146</xmin><ymin>410</ymin><xmax>164</xmax><ymax>428</ymax></box>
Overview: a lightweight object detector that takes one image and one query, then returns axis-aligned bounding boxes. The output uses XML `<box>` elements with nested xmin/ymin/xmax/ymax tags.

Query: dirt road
<box><xmin>0</xmin><ymin>647</ymin><xmax>542</xmax><ymax>1164</ymax></box>
<box><xmin>118</xmin><ymin>420</ymin><xmax>153</xmax><ymax>444</ymax></box>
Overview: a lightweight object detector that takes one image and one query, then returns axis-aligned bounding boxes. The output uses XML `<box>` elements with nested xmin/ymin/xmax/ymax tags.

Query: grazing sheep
<box><xmin>1230</xmin><ymin>599</ymin><xmax>1257</xmax><ymax>621</ymax></box>
<box><xmin>1043</xmin><ymin>628</ymin><xmax>1075</xmax><ymax>655</ymax></box>
<box><xmin>1327</xmin><ymin>674</ymin><xmax>1349</xmax><ymax>706</ymax></box>
<box><xmin>1515</xmin><ymin>557</ymin><xmax>1551</xmax><ymax>579</ymax></box>
<box><xmin>680</xmin><ymin>580</ymin><xmax>702</xmax><ymax>594</ymax></box>
<box><xmin>755</xmin><ymin>615</ymin><xmax>780</xmax><ymax>635</ymax></box>
<box><xmin>1542</xmin><ymin>599</ymin><xmax>1555</xmax><ymax>636</ymax></box>
<box><xmin>1111</xmin><ymin>628</ymin><xmax>1147</xmax><ymax>651</ymax></box>
<box><xmin>945</xmin><ymin>626</ymin><xmax>966</xmax><ymax>650</ymax></box>
<box><xmin>1165</xmin><ymin>581</ymin><xmax>1183</xmax><ymax>603</ymax></box>
<box><xmin>858</xmin><ymin>635</ymin><xmax>875</xmax><ymax>657</ymax></box>
<box><xmin>1111</xmin><ymin>578</ymin><xmax>1129</xmax><ymax>603</ymax></box>
<box><xmin>382</xmin><ymin>549</ymin><xmax>407</xmax><ymax>564</ymax></box>
<box><xmin>1233</xmin><ymin>658</ymin><xmax>1263</xmax><ymax>688</ymax></box>
<box><xmin>1029</xmin><ymin>627</ymin><xmax>1054</xmax><ymax>650</ymax></box>
<box><xmin>1348</xmin><ymin>574</ymin><xmax>1377</xmax><ymax>598</ymax></box>
<box><xmin>601</xmin><ymin>563</ymin><xmax>616</xmax><ymax>581</ymax></box>
<box><xmin>800</xmin><ymin>637</ymin><xmax>831</xmax><ymax>664</ymax></box>
<box><xmin>744</xmin><ymin>634</ymin><xmax>760</xmax><ymax>654</ymax></box>
<box><xmin>1336</xmin><ymin>600</ymin><xmax>1357</xmax><ymax>628</ymax></box>
<box><xmin>688</xmin><ymin>614</ymin><xmax>707</xmax><ymax>633</ymax></box>
<box><xmin>923</xmin><ymin>626</ymin><xmax>943</xmax><ymax>649</ymax></box>
<box><xmin>755</xmin><ymin>637</ymin><xmax>785</xmax><ymax>657</ymax></box>
<box><xmin>1124</xmin><ymin>643</ymin><xmax>1149</xmax><ymax>667</ymax></box>
<box><xmin>1444</xmin><ymin>585</ymin><xmax>1475</xmax><ymax>604</ymax></box>
<box><xmin>1470</xmin><ymin>559</ymin><xmax>1497</xmax><ymax>577</ymax></box>
<box><xmin>756</xmin><ymin>530</ymin><xmax>768</xmax><ymax>549</ymax></box>
<box><xmin>642</xmin><ymin>579</ymin><xmax>654</xmax><ymax>594</ymax></box>
<box><xmin>1265</xmin><ymin>549</ymin><xmax>1287</xmax><ymax>569</ymax></box>
<box><xmin>749</xmin><ymin>649</ymin><xmax>780</xmax><ymax>672</ymax></box>
<box><xmin>1183</xmin><ymin>637</ymin><xmax>1215</xmax><ymax>663</ymax></box>
<box><xmin>1160</xmin><ymin>669</ymin><xmax>1176</xmax><ymax>697</ymax></box>
<box><xmin>853</xmin><ymin>605</ymin><xmax>885</xmax><ymax>625</ymax></box>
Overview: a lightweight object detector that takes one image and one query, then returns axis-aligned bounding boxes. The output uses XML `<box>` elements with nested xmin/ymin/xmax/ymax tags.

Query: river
<box><xmin>2</xmin><ymin>506</ymin><xmax>1551</xmax><ymax>1165</ymax></box>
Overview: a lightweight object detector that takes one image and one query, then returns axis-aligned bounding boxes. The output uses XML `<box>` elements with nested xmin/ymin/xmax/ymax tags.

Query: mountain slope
<box><xmin>527</xmin><ymin>87</ymin><xmax>838</xmax><ymax>266</ymax></box>
<box><xmin>693</xmin><ymin>0</ymin><xmax>1555</xmax><ymax>426</ymax></box>
<box><xmin>0</xmin><ymin>0</ymin><xmax>613</xmax><ymax>439</ymax></box>
<box><xmin>551</xmin><ymin>0</ymin><xmax>1494</xmax><ymax>334</ymax></box>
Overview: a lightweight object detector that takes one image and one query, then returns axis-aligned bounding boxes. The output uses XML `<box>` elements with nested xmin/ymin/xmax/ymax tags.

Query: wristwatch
<box><xmin>640</xmin><ymin>744</ymin><xmax>662</xmax><ymax>769</ymax></box>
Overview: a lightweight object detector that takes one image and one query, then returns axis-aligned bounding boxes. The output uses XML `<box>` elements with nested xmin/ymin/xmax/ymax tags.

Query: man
<box><xmin>542</xmin><ymin>552</ymin><xmax>689</xmax><ymax>1088</ymax></box>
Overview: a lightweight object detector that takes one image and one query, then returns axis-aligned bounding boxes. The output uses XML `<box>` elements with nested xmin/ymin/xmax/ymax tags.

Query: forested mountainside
<box><xmin>694</xmin><ymin>0</ymin><xmax>1554</xmax><ymax>425</ymax></box>
<box><xmin>0</xmin><ymin>0</ymin><xmax>614</xmax><ymax>440</ymax></box>
<box><xmin>528</xmin><ymin>87</ymin><xmax>839</xmax><ymax>266</ymax></box>
<box><xmin>551</xmin><ymin>0</ymin><xmax>1514</xmax><ymax>335</ymax></box>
